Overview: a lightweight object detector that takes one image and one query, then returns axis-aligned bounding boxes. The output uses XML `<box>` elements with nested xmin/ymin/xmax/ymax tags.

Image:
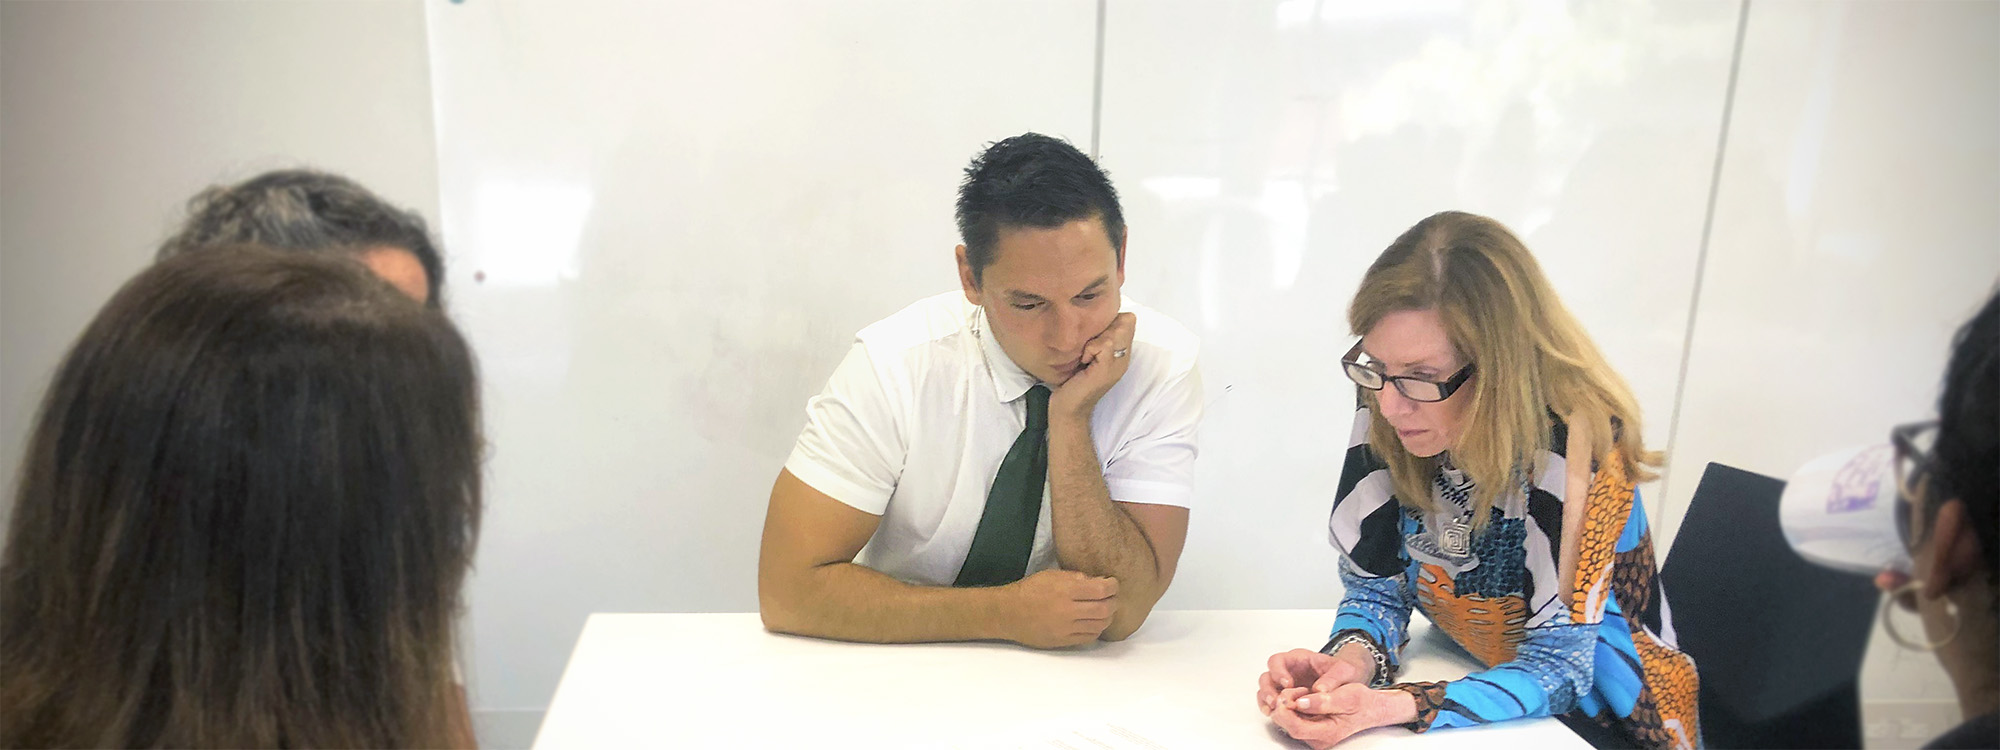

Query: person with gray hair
<box><xmin>157</xmin><ymin>168</ymin><xmax>445</xmax><ymax>306</ymax></box>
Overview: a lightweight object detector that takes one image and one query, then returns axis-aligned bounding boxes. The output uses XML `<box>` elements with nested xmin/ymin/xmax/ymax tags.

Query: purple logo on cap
<box><xmin>1827</xmin><ymin>445</ymin><xmax>1891</xmax><ymax>514</ymax></box>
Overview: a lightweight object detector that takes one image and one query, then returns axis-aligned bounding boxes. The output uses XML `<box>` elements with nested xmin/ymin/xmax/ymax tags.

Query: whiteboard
<box><xmin>427</xmin><ymin>0</ymin><xmax>1098</xmax><ymax>710</ymax></box>
<box><xmin>431</xmin><ymin>0</ymin><xmax>1752</xmax><ymax>713</ymax></box>
<box><xmin>1665</xmin><ymin>0</ymin><xmax>1999</xmax><ymax>712</ymax></box>
<box><xmin>1096</xmin><ymin>0</ymin><xmax>1741</xmax><ymax>610</ymax></box>
<box><xmin>0</xmin><ymin>0</ymin><xmax>1985</xmax><ymax>732</ymax></box>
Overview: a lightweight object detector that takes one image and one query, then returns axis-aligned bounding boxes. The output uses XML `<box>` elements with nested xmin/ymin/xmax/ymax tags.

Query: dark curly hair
<box><xmin>1931</xmin><ymin>287</ymin><xmax>1999</xmax><ymax>587</ymax></box>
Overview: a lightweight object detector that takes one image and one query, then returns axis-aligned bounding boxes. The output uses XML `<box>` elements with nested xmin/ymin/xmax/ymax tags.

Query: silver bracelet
<box><xmin>1320</xmin><ymin>630</ymin><xmax>1392</xmax><ymax>688</ymax></box>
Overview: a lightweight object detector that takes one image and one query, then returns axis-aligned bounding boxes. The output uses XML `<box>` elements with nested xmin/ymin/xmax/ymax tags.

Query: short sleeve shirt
<box><xmin>784</xmin><ymin>291</ymin><xmax>1203</xmax><ymax>586</ymax></box>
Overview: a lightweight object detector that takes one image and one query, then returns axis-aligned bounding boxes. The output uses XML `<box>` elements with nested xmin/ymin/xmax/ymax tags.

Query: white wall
<box><xmin>2</xmin><ymin>1</ymin><xmax>1993</xmax><ymax>747</ymax></box>
<box><xmin>1662</xmin><ymin>1</ymin><xmax>2000</xmax><ymax>746</ymax></box>
<box><xmin>1097</xmin><ymin>0</ymin><xmax>1741</xmax><ymax>610</ymax></box>
<box><xmin>422</xmin><ymin>0</ymin><xmax>1098</xmax><ymax>723</ymax></box>
<box><xmin>0</xmin><ymin>0</ymin><xmax>442</xmax><ymax>532</ymax></box>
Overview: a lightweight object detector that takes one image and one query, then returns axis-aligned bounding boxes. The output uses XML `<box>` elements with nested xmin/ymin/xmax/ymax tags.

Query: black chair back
<box><xmin>1659</xmin><ymin>463</ymin><xmax>1879</xmax><ymax>749</ymax></box>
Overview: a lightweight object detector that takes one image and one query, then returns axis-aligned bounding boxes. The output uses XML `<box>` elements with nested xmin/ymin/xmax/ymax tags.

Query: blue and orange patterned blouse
<box><xmin>1327</xmin><ymin>407</ymin><xmax>1701</xmax><ymax>750</ymax></box>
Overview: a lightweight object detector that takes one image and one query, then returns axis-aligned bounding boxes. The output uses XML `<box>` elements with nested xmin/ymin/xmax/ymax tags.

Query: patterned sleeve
<box><xmin>1397</xmin><ymin>436</ymin><xmax>1640</xmax><ymax>733</ymax></box>
<box><xmin>1398</xmin><ymin>620</ymin><xmax>1598</xmax><ymax>731</ymax></box>
<box><xmin>1332</xmin><ymin>557</ymin><xmax>1414</xmax><ymax>669</ymax></box>
<box><xmin>1327</xmin><ymin>407</ymin><xmax>1415</xmax><ymax>664</ymax></box>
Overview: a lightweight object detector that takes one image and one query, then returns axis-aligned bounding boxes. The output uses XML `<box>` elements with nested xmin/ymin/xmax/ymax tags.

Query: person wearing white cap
<box><xmin>1783</xmin><ymin>288</ymin><xmax>1997</xmax><ymax>749</ymax></box>
<box><xmin>1254</xmin><ymin>211</ymin><xmax>1700</xmax><ymax>749</ymax></box>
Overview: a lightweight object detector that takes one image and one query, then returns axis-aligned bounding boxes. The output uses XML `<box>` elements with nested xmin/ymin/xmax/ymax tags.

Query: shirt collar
<box><xmin>971</xmin><ymin>305</ymin><xmax>1041</xmax><ymax>404</ymax></box>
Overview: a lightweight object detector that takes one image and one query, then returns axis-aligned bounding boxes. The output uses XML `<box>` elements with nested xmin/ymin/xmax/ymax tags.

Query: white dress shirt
<box><xmin>784</xmin><ymin>291</ymin><xmax>1203</xmax><ymax>586</ymax></box>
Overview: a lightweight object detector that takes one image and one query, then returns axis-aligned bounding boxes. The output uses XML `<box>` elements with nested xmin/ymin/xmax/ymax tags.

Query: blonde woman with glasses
<box><xmin>1253</xmin><ymin>211</ymin><xmax>1701</xmax><ymax>749</ymax></box>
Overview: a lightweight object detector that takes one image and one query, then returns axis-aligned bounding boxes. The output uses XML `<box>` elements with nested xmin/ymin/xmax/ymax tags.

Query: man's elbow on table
<box><xmin>756</xmin><ymin>560</ymin><xmax>820</xmax><ymax>635</ymax></box>
<box><xmin>759</xmin><ymin>469</ymin><xmax>881</xmax><ymax>636</ymax></box>
<box><xmin>756</xmin><ymin>578</ymin><xmax>795</xmax><ymax>634</ymax></box>
<box><xmin>1098</xmin><ymin>598</ymin><xmax>1162</xmax><ymax>642</ymax></box>
<box><xmin>1092</xmin><ymin>503</ymin><xmax>1188</xmax><ymax>643</ymax></box>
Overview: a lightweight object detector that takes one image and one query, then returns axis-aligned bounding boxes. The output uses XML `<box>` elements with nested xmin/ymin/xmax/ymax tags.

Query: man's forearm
<box><xmin>1045</xmin><ymin>415</ymin><xmax>1164</xmax><ymax>638</ymax></box>
<box><xmin>760</xmin><ymin>561</ymin><xmax>1013</xmax><ymax>644</ymax></box>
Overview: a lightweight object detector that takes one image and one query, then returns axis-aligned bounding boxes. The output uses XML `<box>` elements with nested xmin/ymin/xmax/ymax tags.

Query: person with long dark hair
<box><xmin>0</xmin><ymin>246</ymin><xmax>482</xmax><ymax>748</ymax></box>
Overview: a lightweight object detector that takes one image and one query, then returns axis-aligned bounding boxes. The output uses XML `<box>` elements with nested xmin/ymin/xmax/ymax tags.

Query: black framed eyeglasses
<box><xmin>1340</xmin><ymin>341</ymin><xmax>1474</xmax><ymax>403</ymax></box>
<box><xmin>1890</xmin><ymin>420</ymin><xmax>1939</xmax><ymax>548</ymax></box>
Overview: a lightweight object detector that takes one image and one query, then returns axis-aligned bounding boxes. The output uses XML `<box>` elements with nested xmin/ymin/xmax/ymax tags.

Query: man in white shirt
<box><xmin>758</xmin><ymin>133</ymin><xmax>1203</xmax><ymax>648</ymax></box>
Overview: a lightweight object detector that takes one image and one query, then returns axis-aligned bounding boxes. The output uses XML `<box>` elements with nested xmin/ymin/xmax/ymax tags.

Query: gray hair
<box><xmin>158</xmin><ymin>169</ymin><xmax>445</xmax><ymax>306</ymax></box>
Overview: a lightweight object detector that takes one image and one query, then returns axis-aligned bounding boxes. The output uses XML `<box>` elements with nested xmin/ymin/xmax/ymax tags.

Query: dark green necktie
<box><xmin>955</xmin><ymin>384</ymin><xmax>1050</xmax><ymax>587</ymax></box>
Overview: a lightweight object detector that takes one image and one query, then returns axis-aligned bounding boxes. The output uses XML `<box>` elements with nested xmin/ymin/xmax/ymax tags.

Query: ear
<box><xmin>1115</xmin><ymin>227</ymin><xmax>1129</xmax><ymax>286</ymax></box>
<box><xmin>956</xmin><ymin>244</ymin><xmax>982</xmax><ymax>305</ymax></box>
<box><xmin>1919</xmin><ymin>499</ymin><xmax>1985</xmax><ymax>600</ymax></box>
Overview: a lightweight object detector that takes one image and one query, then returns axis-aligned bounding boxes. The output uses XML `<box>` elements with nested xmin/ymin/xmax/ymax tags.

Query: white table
<box><xmin>532</xmin><ymin>609</ymin><xmax>1589</xmax><ymax>749</ymax></box>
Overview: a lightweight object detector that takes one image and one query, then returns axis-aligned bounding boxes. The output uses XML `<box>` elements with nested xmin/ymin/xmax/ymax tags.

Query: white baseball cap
<box><xmin>1779</xmin><ymin>443</ymin><xmax>1911</xmax><ymax>576</ymax></box>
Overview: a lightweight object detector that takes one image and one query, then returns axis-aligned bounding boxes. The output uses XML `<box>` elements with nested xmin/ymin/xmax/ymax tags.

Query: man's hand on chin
<box><xmin>1049</xmin><ymin>312</ymin><xmax>1136</xmax><ymax>421</ymax></box>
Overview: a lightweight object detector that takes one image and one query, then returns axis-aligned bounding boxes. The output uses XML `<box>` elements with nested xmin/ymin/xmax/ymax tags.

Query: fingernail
<box><xmin>1297</xmin><ymin>698</ymin><xmax>1310</xmax><ymax>709</ymax></box>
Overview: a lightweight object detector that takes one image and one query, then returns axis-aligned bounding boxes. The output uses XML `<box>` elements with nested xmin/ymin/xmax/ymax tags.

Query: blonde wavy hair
<box><xmin>1348</xmin><ymin>211</ymin><xmax>1661</xmax><ymax>521</ymax></box>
